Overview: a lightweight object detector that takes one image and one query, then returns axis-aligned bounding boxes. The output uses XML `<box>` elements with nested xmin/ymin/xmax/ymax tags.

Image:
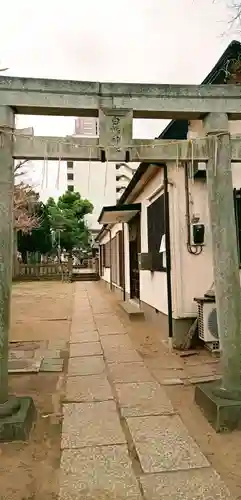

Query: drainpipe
<box><xmin>108</xmin><ymin>228</ymin><xmax>113</xmax><ymax>291</ymax></box>
<box><xmin>122</xmin><ymin>222</ymin><xmax>126</xmax><ymax>301</ymax></box>
<box><xmin>163</xmin><ymin>164</ymin><xmax>173</xmax><ymax>345</ymax></box>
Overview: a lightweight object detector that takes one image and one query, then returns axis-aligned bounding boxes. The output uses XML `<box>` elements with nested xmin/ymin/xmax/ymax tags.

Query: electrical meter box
<box><xmin>191</xmin><ymin>223</ymin><xmax>205</xmax><ymax>246</ymax></box>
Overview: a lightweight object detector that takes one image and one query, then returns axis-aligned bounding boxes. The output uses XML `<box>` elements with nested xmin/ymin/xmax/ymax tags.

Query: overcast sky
<box><xmin>0</xmin><ymin>0</ymin><xmax>236</xmax><ymax>199</ymax></box>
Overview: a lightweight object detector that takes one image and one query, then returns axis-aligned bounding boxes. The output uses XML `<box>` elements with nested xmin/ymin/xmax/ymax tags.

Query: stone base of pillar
<box><xmin>195</xmin><ymin>380</ymin><xmax>241</xmax><ymax>432</ymax></box>
<box><xmin>0</xmin><ymin>396</ymin><xmax>35</xmax><ymax>442</ymax></box>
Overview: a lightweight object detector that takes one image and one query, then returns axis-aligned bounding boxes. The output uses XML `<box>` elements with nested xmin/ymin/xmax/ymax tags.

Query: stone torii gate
<box><xmin>0</xmin><ymin>77</ymin><xmax>241</xmax><ymax>438</ymax></box>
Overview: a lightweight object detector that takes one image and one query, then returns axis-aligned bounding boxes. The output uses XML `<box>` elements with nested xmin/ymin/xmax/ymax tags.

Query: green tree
<box><xmin>46</xmin><ymin>191</ymin><xmax>93</xmax><ymax>255</ymax></box>
<box><xmin>17</xmin><ymin>201</ymin><xmax>52</xmax><ymax>263</ymax></box>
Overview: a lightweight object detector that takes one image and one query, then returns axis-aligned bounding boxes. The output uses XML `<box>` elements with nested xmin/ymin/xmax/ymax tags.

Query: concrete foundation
<box><xmin>100</xmin><ymin>278</ymin><xmax>193</xmax><ymax>348</ymax></box>
<box><xmin>195</xmin><ymin>379</ymin><xmax>241</xmax><ymax>432</ymax></box>
<box><xmin>140</xmin><ymin>300</ymin><xmax>193</xmax><ymax>348</ymax></box>
<box><xmin>0</xmin><ymin>396</ymin><xmax>36</xmax><ymax>442</ymax></box>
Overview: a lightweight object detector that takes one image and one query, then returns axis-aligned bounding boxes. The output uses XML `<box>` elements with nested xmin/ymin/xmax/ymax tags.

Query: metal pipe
<box><xmin>122</xmin><ymin>223</ymin><xmax>126</xmax><ymax>301</ymax></box>
<box><xmin>163</xmin><ymin>164</ymin><xmax>173</xmax><ymax>340</ymax></box>
<box><xmin>184</xmin><ymin>162</ymin><xmax>191</xmax><ymax>246</ymax></box>
<box><xmin>108</xmin><ymin>228</ymin><xmax>113</xmax><ymax>291</ymax></box>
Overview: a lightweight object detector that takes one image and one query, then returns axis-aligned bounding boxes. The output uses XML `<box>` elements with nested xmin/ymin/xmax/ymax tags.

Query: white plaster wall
<box><xmin>123</xmin><ymin>222</ymin><xmax>130</xmax><ymax>295</ymax></box>
<box><xmin>134</xmin><ymin>169</ymin><xmax>169</xmax><ymax>315</ymax></box>
<box><xmin>98</xmin><ymin>169</ymin><xmax>169</xmax><ymax>314</ymax></box>
<box><xmin>170</xmin><ymin>119</ymin><xmax>241</xmax><ymax>318</ymax></box>
<box><xmin>99</xmin><ymin>223</ymin><xmax>123</xmax><ymax>286</ymax></box>
<box><xmin>169</xmin><ymin>165</ymin><xmax>212</xmax><ymax>317</ymax></box>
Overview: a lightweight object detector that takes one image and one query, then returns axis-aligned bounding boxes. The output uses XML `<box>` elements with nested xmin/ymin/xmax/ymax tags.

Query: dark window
<box><xmin>147</xmin><ymin>193</ymin><xmax>166</xmax><ymax>271</ymax></box>
<box><xmin>234</xmin><ymin>188</ymin><xmax>241</xmax><ymax>264</ymax></box>
<box><xmin>67</xmin><ymin>161</ymin><xmax>73</xmax><ymax>169</ymax></box>
<box><xmin>100</xmin><ymin>245</ymin><xmax>104</xmax><ymax>276</ymax></box>
<box><xmin>103</xmin><ymin>241</ymin><xmax>111</xmax><ymax>268</ymax></box>
<box><xmin>67</xmin><ymin>185</ymin><xmax>74</xmax><ymax>192</ymax></box>
<box><xmin>111</xmin><ymin>235</ymin><xmax>118</xmax><ymax>285</ymax></box>
<box><xmin>67</xmin><ymin>173</ymin><xmax>74</xmax><ymax>181</ymax></box>
<box><xmin>118</xmin><ymin>230</ymin><xmax>124</xmax><ymax>288</ymax></box>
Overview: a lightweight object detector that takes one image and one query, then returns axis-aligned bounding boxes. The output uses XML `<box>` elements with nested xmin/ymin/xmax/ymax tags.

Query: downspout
<box><xmin>163</xmin><ymin>164</ymin><xmax>173</xmax><ymax>345</ymax></box>
<box><xmin>108</xmin><ymin>228</ymin><xmax>113</xmax><ymax>291</ymax></box>
<box><xmin>184</xmin><ymin>162</ymin><xmax>191</xmax><ymax>246</ymax></box>
<box><xmin>122</xmin><ymin>222</ymin><xmax>126</xmax><ymax>301</ymax></box>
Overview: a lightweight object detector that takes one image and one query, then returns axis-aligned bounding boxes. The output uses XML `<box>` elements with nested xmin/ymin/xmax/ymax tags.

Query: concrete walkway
<box><xmin>59</xmin><ymin>283</ymin><xmax>231</xmax><ymax>499</ymax></box>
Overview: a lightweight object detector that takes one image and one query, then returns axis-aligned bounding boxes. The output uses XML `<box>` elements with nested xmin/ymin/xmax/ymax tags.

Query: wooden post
<box><xmin>204</xmin><ymin>113</ymin><xmax>241</xmax><ymax>398</ymax></box>
<box><xmin>0</xmin><ymin>106</ymin><xmax>14</xmax><ymax>405</ymax></box>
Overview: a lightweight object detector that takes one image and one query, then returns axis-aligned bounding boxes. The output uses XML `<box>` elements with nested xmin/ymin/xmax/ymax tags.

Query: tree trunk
<box><xmin>21</xmin><ymin>250</ymin><xmax>27</xmax><ymax>264</ymax></box>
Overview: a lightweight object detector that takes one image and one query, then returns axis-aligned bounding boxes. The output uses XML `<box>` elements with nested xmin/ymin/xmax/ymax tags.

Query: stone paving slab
<box><xmin>185</xmin><ymin>363</ymin><xmax>222</xmax><ymax>378</ymax></box>
<box><xmin>98</xmin><ymin>327</ymin><xmax>127</xmax><ymax>336</ymax></box>
<box><xmin>68</xmin><ymin>356</ymin><xmax>105</xmax><ymax>376</ymax></box>
<box><xmin>101</xmin><ymin>334</ymin><xmax>133</xmax><ymax>350</ymax></box>
<box><xmin>61</xmin><ymin>401</ymin><xmax>126</xmax><ymax>449</ymax></box>
<box><xmin>59</xmin><ymin>445</ymin><xmax>142</xmax><ymax>500</ymax></box>
<box><xmin>72</xmin><ymin>311</ymin><xmax>92</xmax><ymax>319</ymax></box>
<box><xmin>8</xmin><ymin>358</ymin><xmax>43</xmax><ymax>373</ymax></box>
<box><xmin>140</xmin><ymin>468</ymin><xmax>231</xmax><ymax>499</ymax></box>
<box><xmin>72</xmin><ymin>316</ymin><xmax>94</xmax><ymax>322</ymax></box>
<box><xmin>159</xmin><ymin>377</ymin><xmax>184</xmax><ymax>386</ymax></box>
<box><xmin>38</xmin><ymin>349</ymin><xmax>61</xmax><ymax>359</ymax></box>
<box><xmin>72</xmin><ymin>304</ymin><xmax>92</xmax><ymax>312</ymax></box>
<box><xmin>108</xmin><ymin>361</ymin><xmax>154</xmax><ymax>383</ymax></box>
<box><xmin>72</xmin><ymin>312</ymin><xmax>93</xmax><ymax>321</ymax></box>
<box><xmin>48</xmin><ymin>339</ymin><xmax>68</xmax><ymax>350</ymax></box>
<box><xmin>151</xmin><ymin>368</ymin><xmax>186</xmax><ymax>382</ymax></box>
<box><xmin>96</xmin><ymin>320</ymin><xmax>126</xmax><ymax>335</ymax></box>
<box><xmin>65</xmin><ymin>374</ymin><xmax>113</xmax><ymax>402</ymax></box>
<box><xmin>9</xmin><ymin>349</ymin><xmax>34</xmax><ymax>360</ymax></box>
<box><xmin>115</xmin><ymin>381</ymin><xmax>174</xmax><ymax>417</ymax></box>
<box><xmin>71</xmin><ymin>319</ymin><xmax>94</xmax><ymax>328</ymax></box>
<box><xmin>104</xmin><ymin>347</ymin><xmax>142</xmax><ymax>363</ymax></box>
<box><xmin>188</xmin><ymin>375</ymin><xmax>221</xmax><ymax>384</ymax></box>
<box><xmin>94</xmin><ymin>314</ymin><xmax>124</xmax><ymax>325</ymax></box>
<box><xmin>92</xmin><ymin>308</ymin><xmax>113</xmax><ymax>316</ymax></box>
<box><xmin>127</xmin><ymin>414</ymin><xmax>209</xmax><ymax>473</ymax></box>
<box><xmin>40</xmin><ymin>358</ymin><xmax>64</xmax><ymax>372</ymax></box>
<box><xmin>70</xmin><ymin>331</ymin><xmax>99</xmax><ymax>343</ymax></box>
<box><xmin>71</xmin><ymin>323</ymin><xmax>96</xmax><ymax>334</ymax></box>
<box><xmin>146</xmin><ymin>357</ymin><xmax>183</xmax><ymax>370</ymax></box>
<box><xmin>69</xmin><ymin>341</ymin><xmax>102</xmax><ymax>357</ymax></box>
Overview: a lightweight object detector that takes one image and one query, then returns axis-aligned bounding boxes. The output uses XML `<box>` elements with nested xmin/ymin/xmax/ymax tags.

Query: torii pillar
<box><xmin>195</xmin><ymin>112</ymin><xmax>241</xmax><ymax>431</ymax></box>
<box><xmin>0</xmin><ymin>106</ymin><xmax>35</xmax><ymax>441</ymax></box>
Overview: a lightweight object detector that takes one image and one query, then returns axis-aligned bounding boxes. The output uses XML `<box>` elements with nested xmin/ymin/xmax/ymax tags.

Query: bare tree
<box><xmin>228</xmin><ymin>1</ymin><xmax>241</xmax><ymax>26</ymax></box>
<box><xmin>14</xmin><ymin>161</ymin><xmax>40</xmax><ymax>234</ymax></box>
<box><xmin>14</xmin><ymin>182</ymin><xmax>40</xmax><ymax>233</ymax></box>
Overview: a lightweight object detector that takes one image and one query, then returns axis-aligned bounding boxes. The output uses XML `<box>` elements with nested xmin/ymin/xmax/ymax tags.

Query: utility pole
<box><xmin>196</xmin><ymin>112</ymin><xmax>241</xmax><ymax>430</ymax></box>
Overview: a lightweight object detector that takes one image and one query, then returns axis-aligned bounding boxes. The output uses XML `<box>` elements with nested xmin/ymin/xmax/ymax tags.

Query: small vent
<box><xmin>208</xmin><ymin>308</ymin><xmax>218</xmax><ymax>339</ymax></box>
<box><xmin>206</xmin><ymin>340</ymin><xmax>220</xmax><ymax>352</ymax></box>
<box><xmin>198</xmin><ymin>303</ymin><xmax>204</xmax><ymax>340</ymax></box>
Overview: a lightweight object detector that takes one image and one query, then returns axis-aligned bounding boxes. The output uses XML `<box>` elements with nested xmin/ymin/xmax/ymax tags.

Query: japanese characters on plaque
<box><xmin>110</xmin><ymin>116</ymin><xmax>121</xmax><ymax>151</ymax></box>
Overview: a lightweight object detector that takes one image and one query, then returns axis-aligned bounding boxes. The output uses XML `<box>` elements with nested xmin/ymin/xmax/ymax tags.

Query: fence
<box><xmin>13</xmin><ymin>263</ymin><xmax>64</xmax><ymax>281</ymax></box>
<box><xmin>13</xmin><ymin>260</ymin><xmax>99</xmax><ymax>282</ymax></box>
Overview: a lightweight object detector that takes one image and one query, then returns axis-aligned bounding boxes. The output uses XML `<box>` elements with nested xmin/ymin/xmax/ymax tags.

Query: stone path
<box><xmin>59</xmin><ymin>283</ymin><xmax>232</xmax><ymax>499</ymax></box>
<box><xmin>8</xmin><ymin>340</ymin><xmax>66</xmax><ymax>373</ymax></box>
